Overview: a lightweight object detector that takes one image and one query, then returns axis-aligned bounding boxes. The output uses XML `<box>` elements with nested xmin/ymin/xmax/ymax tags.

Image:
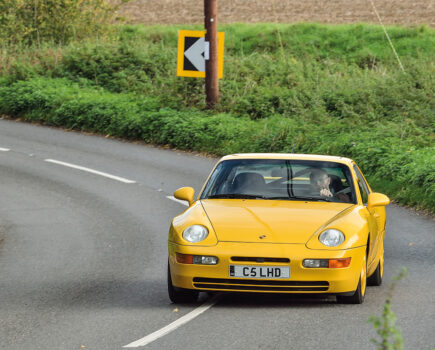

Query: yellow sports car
<box><xmin>168</xmin><ymin>154</ymin><xmax>390</xmax><ymax>304</ymax></box>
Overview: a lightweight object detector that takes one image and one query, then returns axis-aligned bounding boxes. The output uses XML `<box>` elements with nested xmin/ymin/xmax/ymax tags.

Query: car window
<box><xmin>353</xmin><ymin>165</ymin><xmax>370</xmax><ymax>205</ymax></box>
<box><xmin>201</xmin><ymin>159</ymin><xmax>357</xmax><ymax>204</ymax></box>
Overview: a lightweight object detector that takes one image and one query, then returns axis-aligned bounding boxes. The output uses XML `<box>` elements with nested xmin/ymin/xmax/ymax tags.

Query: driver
<box><xmin>310</xmin><ymin>168</ymin><xmax>351</xmax><ymax>203</ymax></box>
<box><xmin>310</xmin><ymin>168</ymin><xmax>333</xmax><ymax>198</ymax></box>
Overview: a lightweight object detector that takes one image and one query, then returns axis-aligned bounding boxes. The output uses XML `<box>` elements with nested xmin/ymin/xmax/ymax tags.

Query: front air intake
<box><xmin>231</xmin><ymin>257</ymin><xmax>290</xmax><ymax>263</ymax></box>
<box><xmin>192</xmin><ymin>277</ymin><xmax>329</xmax><ymax>292</ymax></box>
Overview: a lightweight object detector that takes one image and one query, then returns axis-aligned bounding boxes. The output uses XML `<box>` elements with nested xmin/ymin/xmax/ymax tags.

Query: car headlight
<box><xmin>182</xmin><ymin>225</ymin><xmax>209</xmax><ymax>243</ymax></box>
<box><xmin>319</xmin><ymin>229</ymin><xmax>345</xmax><ymax>247</ymax></box>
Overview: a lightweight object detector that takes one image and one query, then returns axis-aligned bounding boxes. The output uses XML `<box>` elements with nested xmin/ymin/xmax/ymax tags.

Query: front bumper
<box><xmin>168</xmin><ymin>241</ymin><xmax>365</xmax><ymax>294</ymax></box>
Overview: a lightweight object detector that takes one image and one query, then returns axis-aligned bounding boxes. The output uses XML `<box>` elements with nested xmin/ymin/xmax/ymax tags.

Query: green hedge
<box><xmin>1</xmin><ymin>23</ymin><xmax>433</xmax><ymax>211</ymax></box>
<box><xmin>1</xmin><ymin>77</ymin><xmax>433</xmax><ymax>211</ymax></box>
<box><xmin>2</xmin><ymin>24</ymin><xmax>434</xmax><ymax>119</ymax></box>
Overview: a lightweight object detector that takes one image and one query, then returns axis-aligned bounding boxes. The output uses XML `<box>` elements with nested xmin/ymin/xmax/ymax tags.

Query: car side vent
<box><xmin>231</xmin><ymin>257</ymin><xmax>290</xmax><ymax>263</ymax></box>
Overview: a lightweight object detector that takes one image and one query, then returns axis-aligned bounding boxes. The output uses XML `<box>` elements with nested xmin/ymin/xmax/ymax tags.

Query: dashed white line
<box><xmin>123</xmin><ymin>294</ymin><xmax>221</xmax><ymax>348</ymax></box>
<box><xmin>0</xmin><ymin>147</ymin><xmax>10</xmax><ymax>152</ymax></box>
<box><xmin>166</xmin><ymin>196</ymin><xmax>189</xmax><ymax>206</ymax></box>
<box><xmin>44</xmin><ymin>159</ymin><xmax>136</xmax><ymax>184</ymax></box>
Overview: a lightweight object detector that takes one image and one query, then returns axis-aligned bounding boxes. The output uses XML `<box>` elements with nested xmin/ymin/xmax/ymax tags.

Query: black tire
<box><xmin>337</xmin><ymin>278</ymin><xmax>365</xmax><ymax>304</ymax></box>
<box><xmin>167</xmin><ymin>264</ymin><xmax>199</xmax><ymax>304</ymax></box>
<box><xmin>337</xmin><ymin>250</ymin><xmax>367</xmax><ymax>305</ymax></box>
<box><xmin>367</xmin><ymin>260</ymin><xmax>382</xmax><ymax>286</ymax></box>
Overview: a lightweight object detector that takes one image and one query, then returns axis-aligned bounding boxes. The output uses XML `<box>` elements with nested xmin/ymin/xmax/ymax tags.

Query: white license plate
<box><xmin>229</xmin><ymin>265</ymin><xmax>290</xmax><ymax>279</ymax></box>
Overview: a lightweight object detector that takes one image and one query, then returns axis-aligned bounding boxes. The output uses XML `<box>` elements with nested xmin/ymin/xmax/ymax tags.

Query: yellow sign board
<box><xmin>177</xmin><ymin>30</ymin><xmax>225</xmax><ymax>78</ymax></box>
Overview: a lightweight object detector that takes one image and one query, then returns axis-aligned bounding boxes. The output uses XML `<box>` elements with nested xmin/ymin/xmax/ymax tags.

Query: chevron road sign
<box><xmin>177</xmin><ymin>30</ymin><xmax>225</xmax><ymax>78</ymax></box>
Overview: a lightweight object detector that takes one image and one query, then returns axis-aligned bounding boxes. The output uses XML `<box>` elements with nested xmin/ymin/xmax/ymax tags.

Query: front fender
<box><xmin>169</xmin><ymin>201</ymin><xmax>218</xmax><ymax>247</ymax></box>
<box><xmin>306</xmin><ymin>205</ymin><xmax>369</xmax><ymax>250</ymax></box>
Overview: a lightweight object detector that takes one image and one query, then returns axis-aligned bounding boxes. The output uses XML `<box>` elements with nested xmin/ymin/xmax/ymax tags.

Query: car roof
<box><xmin>220</xmin><ymin>153</ymin><xmax>354</xmax><ymax>166</ymax></box>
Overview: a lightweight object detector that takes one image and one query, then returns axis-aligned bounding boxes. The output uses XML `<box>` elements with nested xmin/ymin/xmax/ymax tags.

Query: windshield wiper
<box><xmin>265</xmin><ymin>195</ymin><xmax>332</xmax><ymax>202</ymax></box>
<box><xmin>207</xmin><ymin>193</ymin><xmax>266</xmax><ymax>199</ymax></box>
<box><xmin>207</xmin><ymin>194</ymin><xmax>331</xmax><ymax>201</ymax></box>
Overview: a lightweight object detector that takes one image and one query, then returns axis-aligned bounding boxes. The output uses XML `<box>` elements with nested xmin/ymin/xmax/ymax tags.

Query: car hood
<box><xmin>200</xmin><ymin>199</ymin><xmax>353</xmax><ymax>244</ymax></box>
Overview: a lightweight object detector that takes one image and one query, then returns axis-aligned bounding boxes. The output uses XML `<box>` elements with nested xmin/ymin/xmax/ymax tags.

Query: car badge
<box><xmin>259</xmin><ymin>235</ymin><xmax>266</xmax><ymax>239</ymax></box>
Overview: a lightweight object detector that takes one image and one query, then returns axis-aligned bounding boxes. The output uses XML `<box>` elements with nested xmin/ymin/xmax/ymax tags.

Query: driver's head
<box><xmin>310</xmin><ymin>168</ymin><xmax>330</xmax><ymax>189</ymax></box>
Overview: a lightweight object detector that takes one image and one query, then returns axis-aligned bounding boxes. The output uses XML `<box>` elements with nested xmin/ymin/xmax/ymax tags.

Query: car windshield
<box><xmin>200</xmin><ymin>159</ymin><xmax>357</xmax><ymax>204</ymax></box>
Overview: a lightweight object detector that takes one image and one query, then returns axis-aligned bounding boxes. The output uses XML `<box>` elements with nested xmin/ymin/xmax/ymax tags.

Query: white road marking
<box><xmin>0</xmin><ymin>147</ymin><xmax>10</xmax><ymax>152</ymax></box>
<box><xmin>44</xmin><ymin>159</ymin><xmax>136</xmax><ymax>184</ymax></box>
<box><xmin>166</xmin><ymin>196</ymin><xmax>189</xmax><ymax>206</ymax></box>
<box><xmin>123</xmin><ymin>295</ymin><xmax>221</xmax><ymax>348</ymax></box>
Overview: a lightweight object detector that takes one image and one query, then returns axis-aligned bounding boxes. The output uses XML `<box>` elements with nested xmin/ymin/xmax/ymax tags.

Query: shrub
<box><xmin>0</xmin><ymin>0</ymin><xmax>127</xmax><ymax>46</ymax></box>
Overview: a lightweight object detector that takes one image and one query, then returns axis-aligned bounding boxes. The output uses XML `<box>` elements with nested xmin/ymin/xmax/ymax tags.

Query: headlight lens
<box><xmin>319</xmin><ymin>229</ymin><xmax>345</xmax><ymax>247</ymax></box>
<box><xmin>182</xmin><ymin>225</ymin><xmax>209</xmax><ymax>243</ymax></box>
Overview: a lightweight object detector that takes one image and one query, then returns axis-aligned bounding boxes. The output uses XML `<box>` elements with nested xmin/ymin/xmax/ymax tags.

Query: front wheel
<box><xmin>368</xmin><ymin>240</ymin><xmax>384</xmax><ymax>286</ymax></box>
<box><xmin>337</xmin><ymin>253</ymin><xmax>367</xmax><ymax>304</ymax></box>
<box><xmin>367</xmin><ymin>260</ymin><xmax>382</xmax><ymax>286</ymax></box>
<box><xmin>167</xmin><ymin>264</ymin><xmax>199</xmax><ymax>303</ymax></box>
<box><xmin>337</xmin><ymin>277</ymin><xmax>365</xmax><ymax>304</ymax></box>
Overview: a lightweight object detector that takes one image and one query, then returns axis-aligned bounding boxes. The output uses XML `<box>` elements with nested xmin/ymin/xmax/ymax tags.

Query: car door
<box><xmin>353</xmin><ymin>164</ymin><xmax>379</xmax><ymax>268</ymax></box>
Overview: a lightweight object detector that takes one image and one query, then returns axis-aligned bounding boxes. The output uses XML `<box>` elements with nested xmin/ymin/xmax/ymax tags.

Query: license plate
<box><xmin>229</xmin><ymin>265</ymin><xmax>290</xmax><ymax>279</ymax></box>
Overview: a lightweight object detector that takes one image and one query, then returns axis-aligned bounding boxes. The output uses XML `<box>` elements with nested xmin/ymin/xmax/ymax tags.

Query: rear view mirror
<box><xmin>367</xmin><ymin>192</ymin><xmax>390</xmax><ymax>210</ymax></box>
<box><xmin>174</xmin><ymin>187</ymin><xmax>195</xmax><ymax>206</ymax></box>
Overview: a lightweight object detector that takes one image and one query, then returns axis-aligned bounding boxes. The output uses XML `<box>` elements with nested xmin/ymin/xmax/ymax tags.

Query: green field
<box><xmin>0</xmin><ymin>23</ymin><xmax>434</xmax><ymax>211</ymax></box>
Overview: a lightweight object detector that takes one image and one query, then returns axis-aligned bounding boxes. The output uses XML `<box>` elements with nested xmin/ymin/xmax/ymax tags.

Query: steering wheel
<box><xmin>335</xmin><ymin>187</ymin><xmax>352</xmax><ymax>195</ymax></box>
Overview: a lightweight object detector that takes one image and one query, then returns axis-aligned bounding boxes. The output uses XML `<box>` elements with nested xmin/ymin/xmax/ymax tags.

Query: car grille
<box><xmin>231</xmin><ymin>256</ymin><xmax>290</xmax><ymax>263</ymax></box>
<box><xmin>193</xmin><ymin>277</ymin><xmax>329</xmax><ymax>292</ymax></box>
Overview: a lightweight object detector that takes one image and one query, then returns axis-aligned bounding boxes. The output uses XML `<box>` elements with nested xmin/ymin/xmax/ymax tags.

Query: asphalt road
<box><xmin>0</xmin><ymin>119</ymin><xmax>434</xmax><ymax>350</ymax></box>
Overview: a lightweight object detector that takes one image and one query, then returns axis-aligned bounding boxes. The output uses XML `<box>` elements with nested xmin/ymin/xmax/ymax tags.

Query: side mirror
<box><xmin>174</xmin><ymin>187</ymin><xmax>195</xmax><ymax>206</ymax></box>
<box><xmin>367</xmin><ymin>192</ymin><xmax>390</xmax><ymax>210</ymax></box>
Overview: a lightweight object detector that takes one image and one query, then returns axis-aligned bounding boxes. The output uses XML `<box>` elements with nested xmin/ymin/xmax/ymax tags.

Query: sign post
<box><xmin>176</xmin><ymin>1</ymin><xmax>223</xmax><ymax>109</ymax></box>
<box><xmin>204</xmin><ymin>0</ymin><xmax>218</xmax><ymax>108</ymax></box>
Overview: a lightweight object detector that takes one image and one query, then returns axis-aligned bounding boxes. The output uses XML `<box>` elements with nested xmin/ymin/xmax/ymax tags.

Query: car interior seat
<box><xmin>232</xmin><ymin>172</ymin><xmax>266</xmax><ymax>194</ymax></box>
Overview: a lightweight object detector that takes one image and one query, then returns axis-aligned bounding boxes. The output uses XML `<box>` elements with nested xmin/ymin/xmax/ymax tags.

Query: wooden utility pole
<box><xmin>204</xmin><ymin>0</ymin><xmax>218</xmax><ymax>108</ymax></box>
